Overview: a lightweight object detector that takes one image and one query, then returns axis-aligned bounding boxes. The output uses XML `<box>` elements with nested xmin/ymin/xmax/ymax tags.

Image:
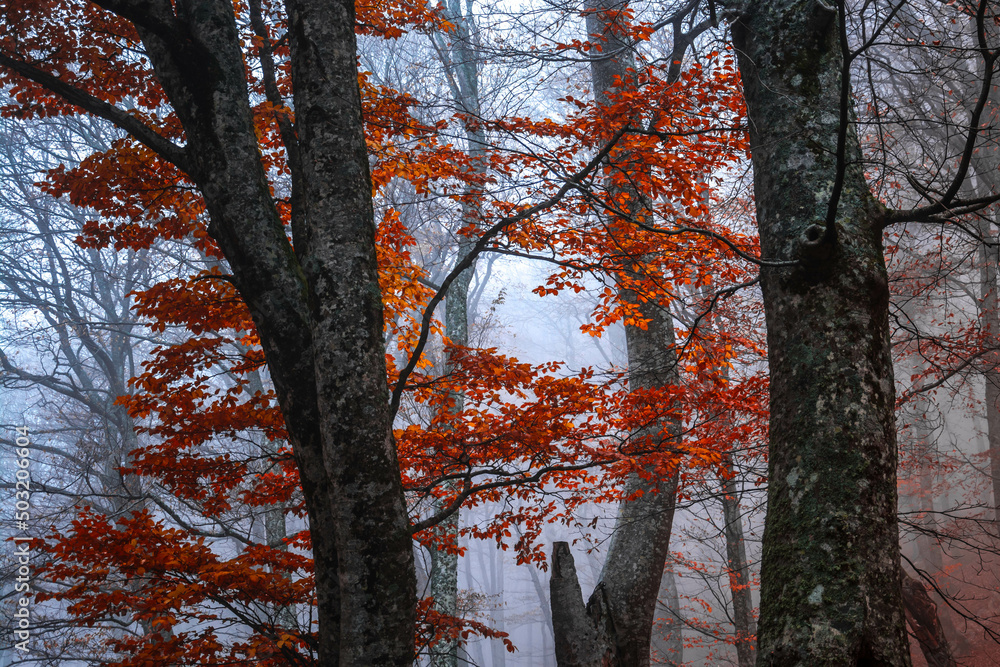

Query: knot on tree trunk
<box><xmin>796</xmin><ymin>222</ymin><xmax>836</xmax><ymax>263</ymax></box>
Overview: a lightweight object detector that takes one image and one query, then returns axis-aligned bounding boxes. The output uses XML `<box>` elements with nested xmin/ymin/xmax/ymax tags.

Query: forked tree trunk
<box><xmin>733</xmin><ymin>2</ymin><xmax>910</xmax><ymax>664</ymax></box>
<box><xmin>548</xmin><ymin>3</ymin><xmax>682</xmax><ymax>665</ymax></box>
<box><xmin>549</xmin><ymin>307</ymin><xmax>682</xmax><ymax>667</ymax></box>
<box><xmin>120</xmin><ymin>1</ymin><xmax>417</xmax><ymax>663</ymax></box>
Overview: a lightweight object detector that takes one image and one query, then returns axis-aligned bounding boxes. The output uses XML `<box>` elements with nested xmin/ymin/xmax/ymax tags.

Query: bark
<box><xmin>901</xmin><ymin>571</ymin><xmax>957</xmax><ymax>667</ymax></box>
<box><xmin>732</xmin><ymin>2</ymin><xmax>910</xmax><ymax>664</ymax></box>
<box><xmin>713</xmin><ymin>352</ymin><xmax>757</xmax><ymax>666</ymax></box>
<box><xmin>721</xmin><ymin>463</ymin><xmax>757</xmax><ymax>667</ymax></box>
<box><xmin>429</xmin><ymin>5</ymin><xmax>486</xmax><ymax>663</ymax></box>
<box><xmin>908</xmin><ymin>372</ymin><xmax>943</xmax><ymax>575</ymax></box>
<box><xmin>429</xmin><ymin>250</ymin><xmax>469</xmax><ymax>666</ymax></box>
<box><xmin>551</xmin><ymin>542</ymin><xmax>607</xmax><ymax>666</ymax></box>
<box><xmin>244</xmin><ymin>366</ymin><xmax>299</xmax><ymax>632</ymax></box>
<box><xmin>977</xmin><ymin>213</ymin><xmax>1000</xmax><ymax>528</ymax></box>
<box><xmin>548</xmin><ymin>253</ymin><xmax>681</xmax><ymax>667</ymax></box>
<box><xmin>548</xmin><ymin>3</ymin><xmax>682</xmax><ymax>665</ymax></box>
<box><xmin>82</xmin><ymin>1</ymin><xmax>417</xmax><ymax>663</ymax></box>
<box><xmin>488</xmin><ymin>550</ymin><xmax>508</xmax><ymax>667</ymax></box>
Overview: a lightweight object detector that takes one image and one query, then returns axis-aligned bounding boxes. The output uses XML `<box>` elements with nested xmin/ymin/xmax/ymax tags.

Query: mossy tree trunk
<box><xmin>732</xmin><ymin>2</ymin><xmax>910</xmax><ymax>664</ymax></box>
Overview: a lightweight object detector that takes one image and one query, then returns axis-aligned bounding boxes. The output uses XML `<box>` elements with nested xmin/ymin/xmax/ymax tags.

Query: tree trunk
<box><xmin>910</xmin><ymin>373</ymin><xmax>943</xmax><ymax>575</ymax></box>
<box><xmin>124</xmin><ymin>1</ymin><xmax>417</xmax><ymax>663</ymax></box>
<box><xmin>977</xmin><ymin>217</ymin><xmax>1000</xmax><ymax>527</ymax></box>
<box><xmin>550</xmin><ymin>541</ymin><xmax>609</xmax><ymax>666</ymax></box>
<box><xmin>428</xmin><ymin>250</ymin><xmax>471</xmax><ymax>667</ymax></box>
<box><xmin>429</xmin><ymin>3</ymin><xmax>487</xmax><ymax>661</ymax></box>
<box><xmin>7</xmin><ymin>0</ymin><xmax>420</xmax><ymax>660</ymax></box>
<box><xmin>548</xmin><ymin>5</ymin><xmax>682</xmax><ymax>665</ymax></box>
<box><xmin>651</xmin><ymin>565</ymin><xmax>683</xmax><ymax>666</ymax></box>
<box><xmin>901</xmin><ymin>571</ymin><xmax>957</xmax><ymax>667</ymax></box>
<box><xmin>721</xmin><ymin>461</ymin><xmax>757</xmax><ymax>667</ymax></box>
<box><xmin>732</xmin><ymin>2</ymin><xmax>910</xmax><ymax>664</ymax></box>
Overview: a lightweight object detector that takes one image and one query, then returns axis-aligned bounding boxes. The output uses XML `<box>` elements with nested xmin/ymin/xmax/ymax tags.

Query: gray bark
<box><xmin>243</xmin><ymin>365</ymin><xmax>299</xmax><ymax>632</ymax></box>
<box><xmin>721</xmin><ymin>463</ymin><xmax>757</xmax><ymax>667</ymax></box>
<box><xmin>733</xmin><ymin>2</ymin><xmax>910</xmax><ymax>664</ymax></box>
<box><xmin>27</xmin><ymin>1</ymin><xmax>420</xmax><ymax>663</ymax></box>
<box><xmin>549</xmin><ymin>3</ymin><xmax>683</xmax><ymax>665</ymax></box>
<box><xmin>429</xmin><ymin>5</ymin><xmax>487</xmax><ymax>663</ymax></box>
<box><xmin>651</xmin><ymin>565</ymin><xmax>683</xmax><ymax>666</ymax></box>
<box><xmin>551</xmin><ymin>542</ymin><xmax>607</xmax><ymax>665</ymax></box>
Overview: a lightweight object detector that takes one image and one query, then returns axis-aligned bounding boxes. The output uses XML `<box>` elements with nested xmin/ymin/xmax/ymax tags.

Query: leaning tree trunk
<box><xmin>901</xmin><ymin>570</ymin><xmax>957</xmax><ymax>667</ymax></box>
<box><xmin>732</xmin><ymin>2</ymin><xmax>910</xmax><ymax>664</ymax></box>
<box><xmin>548</xmin><ymin>3</ymin><xmax>682</xmax><ymax>665</ymax></box>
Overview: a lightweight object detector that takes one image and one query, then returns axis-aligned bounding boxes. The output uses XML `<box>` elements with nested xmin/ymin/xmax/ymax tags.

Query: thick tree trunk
<box><xmin>285</xmin><ymin>3</ymin><xmax>415</xmax><ymax>663</ymax></box>
<box><xmin>118</xmin><ymin>1</ymin><xmax>417</xmax><ymax>664</ymax></box>
<box><xmin>732</xmin><ymin>2</ymin><xmax>910</xmax><ymax>665</ymax></box>
<box><xmin>901</xmin><ymin>571</ymin><xmax>957</xmax><ymax>667</ymax></box>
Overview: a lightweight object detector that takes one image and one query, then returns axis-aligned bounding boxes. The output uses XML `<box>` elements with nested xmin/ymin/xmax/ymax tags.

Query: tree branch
<box><xmin>0</xmin><ymin>53</ymin><xmax>189</xmax><ymax>170</ymax></box>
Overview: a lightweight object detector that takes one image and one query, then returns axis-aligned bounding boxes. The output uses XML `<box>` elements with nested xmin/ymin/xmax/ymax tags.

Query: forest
<box><xmin>0</xmin><ymin>0</ymin><xmax>999</xmax><ymax>665</ymax></box>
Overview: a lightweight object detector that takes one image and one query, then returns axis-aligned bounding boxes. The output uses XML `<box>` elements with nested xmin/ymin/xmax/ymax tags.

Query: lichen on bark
<box><xmin>732</xmin><ymin>1</ymin><xmax>911</xmax><ymax>664</ymax></box>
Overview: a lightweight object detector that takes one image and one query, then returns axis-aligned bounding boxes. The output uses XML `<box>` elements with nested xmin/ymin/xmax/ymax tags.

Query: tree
<box><xmin>732</xmin><ymin>0</ymin><xmax>1000</xmax><ymax>663</ymax></box>
<box><xmin>733</xmin><ymin>0</ymin><xmax>912</xmax><ymax>661</ymax></box>
<box><xmin>0</xmin><ymin>113</ymin><xmax>175</xmax><ymax>661</ymax></box>
<box><xmin>425</xmin><ymin>3</ymin><xmax>489</xmax><ymax>662</ymax></box>
<box><xmin>7</xmin><ymin>2</ymin><xmax>930</xmax><ymax>665</ymax></box>
<box><xmin>548</xmin><ymin>1</ymin><xmax>701</xmax><ymax>665</ymax></box>
<box><xmin>0</xmin><ymin>1</ymin><xmax>421</xmax><ymax>662</ymax></box>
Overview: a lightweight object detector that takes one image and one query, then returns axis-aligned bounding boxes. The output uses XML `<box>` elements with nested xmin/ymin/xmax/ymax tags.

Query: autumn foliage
<box><xmin>0</xmin><ymin>0</ymin><xmax>768</xmax><ymax>662</ymax></box>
